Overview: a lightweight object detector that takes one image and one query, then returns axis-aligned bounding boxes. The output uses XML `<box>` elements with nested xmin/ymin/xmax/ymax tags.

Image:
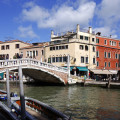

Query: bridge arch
<box><xmin>0</xmin><ymin>59</ymin><xmax>68</xmax><ymax>85</ymax></box>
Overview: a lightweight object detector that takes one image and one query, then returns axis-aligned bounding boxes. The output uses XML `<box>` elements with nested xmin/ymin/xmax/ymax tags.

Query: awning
<box><xmin>109</xmin><ymin>70</ymin><xmax>118</xmax><ymax>74</ymax></box>
<box><xmin>90</xmin><ymin>69</ymin><xmax>117</xmax><ymax>75</ymax></box>
<box><xmin>0</xmin><ymin>73</ymin><xmax>4</xmax><ymax>79</ymax></box>
<box><xmin>77</xmin><ymin>67</ymin><xmax>88</xmax><ymax>71</ymax></box>
<box><xmin>70</xmin><ymin>67</ymin><xmax>74</xmax><ymax>71</ymax></box>
<box><xmin>64</xmin><ymin>66</ymin><xmax>74</xmax><ymax>71</ymax></box>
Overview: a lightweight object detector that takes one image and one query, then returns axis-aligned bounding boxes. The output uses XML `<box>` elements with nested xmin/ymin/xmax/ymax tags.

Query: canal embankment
<box><xmin>77</xmin><ymin>79</ymin><xmax>120</xmax><ymax>88</ymax></box>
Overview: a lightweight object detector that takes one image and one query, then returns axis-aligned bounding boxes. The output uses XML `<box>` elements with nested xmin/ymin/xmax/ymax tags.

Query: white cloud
<box><xmin>20</xmin><ymin>1</ymin><xmax>96</xmax><ymax>31</ymax></box>
<box><xmin>94</xmin><ymin>26</ymin><xmax>117</xmax><ymax>38</ymax></box>
<box><xmin>18</xmin><ymin>25</ymin><xmax>39</xmax><ymax>38</ymax></box>
<box><xmin>96</xmin><ymin>0</ymin><xmax>120</xmax><ymax>27</ymax></box>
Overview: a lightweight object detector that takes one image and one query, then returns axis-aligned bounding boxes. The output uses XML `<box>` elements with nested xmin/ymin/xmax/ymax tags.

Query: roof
<box><xmin>0</xmin><ymin>40</ymin><xmax>31</xmax><ymax>45</ymax></box>
<box><xmin>20</xmin><ymin>42</ymin><xmax>49</xmax><ymax>50</ymax></box>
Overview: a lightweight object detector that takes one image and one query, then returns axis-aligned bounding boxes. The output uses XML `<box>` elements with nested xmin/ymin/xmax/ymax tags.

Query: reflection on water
<box><xmin>0</xmin><ymin>83</ymin><xmax>120</xmax><ymax>120</ymax></box>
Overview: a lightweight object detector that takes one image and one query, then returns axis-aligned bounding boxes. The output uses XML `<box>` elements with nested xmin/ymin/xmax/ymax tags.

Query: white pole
<box><xmin>6</xmin><ymin>69</ymin><xmax>11</xmax><ymax>108</ymax></box>
<box><xmin>19</xmin><ymin>66</ymin><xmax>26</xmax><ymax>119</ymax></box>
<box><xmin>67</xmin><ymin>55</ymin><xmax>70</xmax><ymax>78</ymax></box>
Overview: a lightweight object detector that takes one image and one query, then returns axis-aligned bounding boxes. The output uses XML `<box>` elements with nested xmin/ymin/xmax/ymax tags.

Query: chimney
<box><xmin>89</xmin><ymin>27</ymin><xmax>92</xmax><ymax>34</ymax></box>
<box><xmin>76</xmin><ymin>24</ymin><xmax>80</xmax><ymax>39</ymax></box>
<box><xmin>76</xmin><ymin>24</ymin><xmax>80</xmax><ymax>33</ymax></box>
<box><xmin>51</xmin><ymin>30</ymin><xmax>54</xmax><ymax>38</ymax></box>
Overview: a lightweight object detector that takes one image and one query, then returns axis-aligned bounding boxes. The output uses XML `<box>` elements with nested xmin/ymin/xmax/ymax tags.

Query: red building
<box><xmin>96</xmin><ymin>35</ymin><xmax>120</xmax><ymax>71</ymax></box>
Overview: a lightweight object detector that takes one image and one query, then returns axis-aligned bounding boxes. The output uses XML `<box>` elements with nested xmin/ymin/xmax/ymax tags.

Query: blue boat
<box><xmin>0</xmin><ymin>90</ymin><xmax>17</xmax><ymax>101</ymax></box>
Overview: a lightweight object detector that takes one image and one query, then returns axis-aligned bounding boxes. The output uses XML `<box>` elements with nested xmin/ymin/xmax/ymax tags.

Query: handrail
<box><xmin>0</xmin><ymin>58</ymin><xmax>68</xmax><ymax>73</ymax></box>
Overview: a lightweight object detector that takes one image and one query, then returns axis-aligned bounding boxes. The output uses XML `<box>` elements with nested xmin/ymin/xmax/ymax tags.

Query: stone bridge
<box><xmin>0</xmin><ymin>59</ymin><xmax>69</xmax><ymax>85</ymax></box>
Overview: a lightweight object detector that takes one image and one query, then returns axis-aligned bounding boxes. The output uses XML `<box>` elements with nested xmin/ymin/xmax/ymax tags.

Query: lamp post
<box><xmin>67</xmin><ymin>55</ymin><xmax>70</xmax><ymax>78</ymax></box>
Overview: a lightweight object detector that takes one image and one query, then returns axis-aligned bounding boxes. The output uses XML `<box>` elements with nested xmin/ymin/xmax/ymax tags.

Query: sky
<box><xmin>0</xmin><ymin>0</ymin><xmax>120</xmax><ymax>43</ymax></box>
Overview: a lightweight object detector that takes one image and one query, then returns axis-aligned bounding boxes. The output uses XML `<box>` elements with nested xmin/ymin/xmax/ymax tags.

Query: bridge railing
<box><xmin>0</xmin><ymin>58</ymin><xmax>68</xmax><ymax>73</ymax></box>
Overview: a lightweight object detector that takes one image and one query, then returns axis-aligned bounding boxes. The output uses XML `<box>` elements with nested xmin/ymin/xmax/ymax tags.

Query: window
<box><xmin>6</xmin><ymin>45</ymin><xmax>9</xmax><ymax>49</ymax></box>
<box><xmin>104</xmin><ymin>52</ymin><xmax>107</xmax><ymax>58</ymax></box>
<box><xmin>80</xmin><ymin>45</ymin><xmax>84</xmax><ymax>50</ymax></box>
<box><xmin>27</xmin><ymin>51</ymin><xmax>29</xmax><ymax>57</ymax></box>
<box><xmin>63</xmin><ymin>56</ymin><xmax>67</xmax><ymax>62</ymax></box>
<box><xmin>1</xmin><ymin>45</ymin><xmax>5</xmax><ymax>50</ymax></box>
<box><xmin>80</xmin><ymin>35</ymin><xmax>83</xmax><ymax>40</ymax></box>
<box><xmin>85</xmin><ymin>36</ymin><xmax>88</xmax><ymax>40</ymax></box>
<box><xmin>62</xmin><ymin>46</ymin><xmax>64</xmax><ymax>49</ymax></box>
<box><xmin>96</xmin><ymin>51</ymin><xmax>99</xmax><ymax>57</ymax></box>
<box><xmin>92</xmin><ymin>38</ymin><xmax>94</xmax><ymax>42</ymax></box>
<box><xmin>59</xmin><ymin>46</ymin><xmax>62</xmax><ymax>49</ymax></box>
<box><xmin>65</xmin><ymin>45</ymin><xmax>68</xmax><ymax>49</ymax></box>
<box><xmin>85</xmin><ymin>57</ymin><xmax>88</xmax><ymax>64</ymax></box>
<box><xmin>56</xmin><ymin>46</ymin><xmax>59</xmax><ymax>50</ymax></box>
<box><xmin>56</xmin><ymin>57</ymin><xmax>59</xmax><ymax>62</ymax></box>
<box><xmin>48</xmin><ymin>58</ymin><xmax>51</xmax><ymax>63</ymax></box>
<box><xmin>115</xmin><ymin>53</ymin><xmax>118</xmax><ymax>59</ymax></box>
<box><xmin>108</xmin><ymin>62</ymin><xmax>110</xmax><ymax>67</ymax></box>
<box><xmin>15</xmin><ymin>44</ymin><xmax>19</xmax><ymax>48</ymax></box>
<box><xmin>59</xmin><ymin>57</ymin><xmax>62</xmax><ymax>62</ymax></box>
<box><xmin>93</xmin><ymin>57</ymin><xmax>95</xmax><ymax>64</ymax></box>
<box><xmin>85</xmin><ymin>45</ymin><xmax>88</xmax><ymax>51</ymax></box>
<box><xmin>52</xmin><ymin>57</ymin><xmax>55</xmax><ymax>62</ymax></box>
<box><xmin>36</xmin><ymin>51</ymin><xmax>38</xmax><ymax>56</ymax></box>
<box><xmin>105</xmin><ymin>62</ymin><xmax>107</xmax><ymax>67</ymax></box>
<box><xmin>97</xmin><ymin>61</ymin><xmax>99</xmax><ymax>66</ymax></box>
<box><xmin>41</xmin><ymin>50</ymin><xmax>44</xmax><ymax>55</ymax></box>
<box><xmin>104</xmin><ymin>40</ymin><xmax>107</xmax><ymax>45</ymax></box>
<box><xmin>113</xmin><ymin>41</ymin><xmax>116</xmax><ymax>46</ymax></box>
<box><xmin>50</xmin><ymin>47</ymin><xmax>53</xmax><ymax>51</ymax></box>
<box><xmin>109</xmin><ymin>41</ymin><xmax>112</xmax><ymax>45</ymax></box>
<box><xmin>116</xmin><ymin>63</ymin><xmax>118</xmax><ymax>68</ymax></box>
<box><xmin>81</xmin><ymin>56</ymin><xmax>84</xmax><ymax>63</ymax></box>
<box><xmin>30</xmin><ymin>51</ymin><xmax>32</xmax><ymax>57</ymax></box>
<box><xmin>96</xmin><ymin>38</ymin><xmax>99</xmax><ymax>43</ymax></box>
<box><xmin>119</xmin><ymin>42</ymin><xmax>120</xmax><ymax>47</ymax></box>
<box><xmin>33</xmin><ymin>51</ymin><xmax>35</xmax><ymax>58</ymax></box>
<box><xmin>53</xmin><ymin>47</ymin><xmax>55</xmax><ymax>50</ymax></box>
<box><xmin>108</xmin><ymin>52</ymin><xmax>111</xmax><ymax>58</ymax></box>
<box><xmin>93</xmin><ymin>46</ymin><xmax>95</xmax><ymax>52</ymax></box>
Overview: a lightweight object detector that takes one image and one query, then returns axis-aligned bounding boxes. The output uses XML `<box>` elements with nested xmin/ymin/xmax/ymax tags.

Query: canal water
<box><xmin>0</xmin><ymin>83</ymin><xmax>120</xmax><ymax>120</ymax></box>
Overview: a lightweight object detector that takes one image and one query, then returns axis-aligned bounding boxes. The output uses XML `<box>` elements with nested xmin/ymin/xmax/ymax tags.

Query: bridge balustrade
<box><xmin>0</xmin><ymin>58</ymin><xmax>68</xmax><ymax>73</ymax></box>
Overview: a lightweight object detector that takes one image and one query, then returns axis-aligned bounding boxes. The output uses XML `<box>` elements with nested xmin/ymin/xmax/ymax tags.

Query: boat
<box><xmin>0</xmin><ymin>90</ymin><xmax>7</xmax><ymax>100</ymax></box>
<box><xmin>0</xmin><ymin>101</ymin><xmax>19</xmax><ymax>120</ymax></box>
<box><xmin>0</xmin><ymin>90</ymin><xmax>17</xmax><ymax>101</ymax></box>
<box><xmin>68</xmin><ymin>78</ymin><xmax>77</xmax><ymax>85</ymax></box>
<box><xmin>11</xmin><ymin>97</ymin><xmax>71</xmax><ymax>120</ymax></box>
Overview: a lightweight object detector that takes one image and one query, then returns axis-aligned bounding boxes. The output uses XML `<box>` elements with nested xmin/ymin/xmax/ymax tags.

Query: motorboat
<box><xmin>11</xmin><ymin>97</ymin><xmax>71</xmax><ymax>120</ymax></box>
<box><xmin>0</xmin><ymin>101</ymin><xmax>19</xmax><ymax>120</ymax></box>
<box><xmin>0</xmin><ymin>90</ymin><xmax>17</xmax><ymax>101</ymax></box>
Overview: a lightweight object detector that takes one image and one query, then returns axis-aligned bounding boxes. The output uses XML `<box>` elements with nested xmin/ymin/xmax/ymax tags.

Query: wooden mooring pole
<box><xmin>107</xmin><ymin>75</ymin><xmax>111</xmax><ymax>88</ymax></box>
<box><xmin>6</xmin><ymin>69</ymin><xmax>11</xmax><ymax>108</ymax></box>
<box><xmin>19</xmin><ymin>66</ymin><xmax>26</xmax><ymax>120</ymax></box>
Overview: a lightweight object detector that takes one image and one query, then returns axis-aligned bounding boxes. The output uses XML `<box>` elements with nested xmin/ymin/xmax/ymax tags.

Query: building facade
<box><xmin>19</xmin><ymin>42</ymin><xmax>48</xmax><ymax>62</ymax></box>
<box><xmin>0</xmin><ymin>40</ymin><xmax>30</xmax><ymax>60</ymax></box>
<box><xmin>45</xmin><ymin>25</ymin><xmax>96</xmax><ymax>77</ymax></box>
